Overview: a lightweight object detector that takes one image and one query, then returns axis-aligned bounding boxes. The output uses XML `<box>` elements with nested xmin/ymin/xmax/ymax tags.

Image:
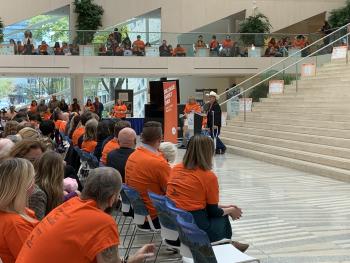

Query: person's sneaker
<box><xmin>232</xmin><ymin>241</ymin><xmax>249</xmax><ymax>252</ymax></box>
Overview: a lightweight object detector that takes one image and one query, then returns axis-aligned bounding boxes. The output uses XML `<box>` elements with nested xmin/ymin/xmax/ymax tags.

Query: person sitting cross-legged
<box><xmin>16</xmin><ymin>167</ymin><xmax>155</xmax><ymax>263</ymax></box>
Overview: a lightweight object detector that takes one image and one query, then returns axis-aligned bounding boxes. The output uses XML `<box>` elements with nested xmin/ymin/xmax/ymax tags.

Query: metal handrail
<box><xmin>220</xmin><ymin>32</ymin><xmax>350</xmax><ymax>107</ymax></box>
<box><xmin>219</xmin><ymin>22</ymin><xmax>350</xmax><ymax>101</ymax></box>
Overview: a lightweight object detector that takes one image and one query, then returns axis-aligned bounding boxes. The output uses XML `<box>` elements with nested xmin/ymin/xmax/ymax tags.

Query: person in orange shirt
<box><xmin>42</xmin><ymin>109</ymin><xmax>52</xmax><ymax>121</ymax></box>
<box><xmin>125</xmin><ymin>121</ymin><xmax>171</xmax><ymax>229</ymax></box>
<box><xmin>16</xmin><ymin>167</ymin><xmax>155</xmax><ymax>263</ymax></box>
<box><xmin>180</xmin><ymin>97</ymin><xmax>202</xmax><ymax>148</ymax></box>
<box><xmin>221</xmin><ymin>35</ymin><xmax>234</xmax><ymax>56</ymax></box>
<box><xmin>38</xmin><ymin>41</ymin><xmax>49</xmax><ymax>55</ymax></box>
<box><xmin>28</xmin><ymin>100</ymin><xmax>38</xmax><ymax>113</ymax></box>
<box><xmin>166</xmin><ymin>135</ymin><xmax>248</xmax><ymax>252</ymax></box>
<box><xmin>132</xmin><ymin>35</ymin><xmax>145</xmax><ymax>56</ymax></box>
<box><xmin>209</xmin><ymin>35</ymin><xmax>220</xmax><ymax>55</ymax></box>
<box><xmin>100</xmin><ymin>120</ymin><xmax>131</xmax><ymax>165</ymax></box>
<box><xmin>81</xmin><ymin>119</ymin><xmax>98</xmax><ymax>153</ymax></box>
<box><xmin>113</xmin><ymin>99</ymin><xmax>128</xmax><ymax>119</ymax></box>
<box><xmin>0</xmin><ymin>158</ymin><xmax>39</xmax><ymax>263</ymax></box>
<box><xmin>72</xmin><ymin>111</ymin><xmax>94</xmax><ymax>146</ymax></box>
<box><xmin>173</xmin><ymin>44</ymin><xmax>186</xmax><ymax>56</ymax></box>
<box><xmin>84</xmin><ymin>99</ymin><xmax>95</xmax><ymax>113</ymax></box>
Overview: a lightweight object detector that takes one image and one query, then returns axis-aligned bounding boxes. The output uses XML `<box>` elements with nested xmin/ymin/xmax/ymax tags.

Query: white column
<box><xmin>71</xmin><ymin>74</ymin><xmax>84</xmax><ymax>105</ymax></box>
<box><xmin>69</xmin><ymin>3</ymin><xmax>77</xmax><ymax>43</ymax></box>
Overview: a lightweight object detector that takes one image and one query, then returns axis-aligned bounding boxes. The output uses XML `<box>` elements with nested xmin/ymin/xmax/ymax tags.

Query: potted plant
<box><xmin>329</xmin><ymin>0</ymin><xmax>350</xmax><ymax>27</ymax></box>
<box><xmin>0</xmin><ymin>18</ymin><xmax>4</xmax><ymax>43</ymax></box>
<box><xmin>239</xmin><ymin>13</ymin><xmax>272</xmax><ymax>47</ymax></box>
<box><xmin>74</xmin><ymin>0</ymin><xmax>104</xmax><ymax>45</ymax></box>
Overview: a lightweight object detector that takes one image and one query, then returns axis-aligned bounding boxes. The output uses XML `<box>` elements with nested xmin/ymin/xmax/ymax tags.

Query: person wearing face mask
<box><xmin>16</xmin><ymin>167</ymin><xmax>155</xmax><ymax>263</ymax></box>
<box><xmin>0</xmin><ymin>158</ymin><xmax>38</xmax><ymax>263</ymax></box>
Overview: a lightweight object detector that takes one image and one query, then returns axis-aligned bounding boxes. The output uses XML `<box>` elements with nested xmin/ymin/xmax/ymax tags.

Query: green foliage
<box><xmin>239</xmin><ymin>13</ymin><xmax>272</xmax><ymax>46</ymax></box>
<box><xmin>329</xmin><ymin>0</ymin><xmax>350</xmax><ymax>28</ymax></box>
<box><xmin>74</xmin><ymin>0</ymin><xmax>104</xmax><ymax>44</ymax></box>
<box><xmin>0</xmin><ymin>18</ymin><xmax>4</xmax><ymax>43</ymax></box>
<box><xmin>0</xmin><ymin>79</ymin><xmax>15</xmax><ymax>98</ymax></box>
<box><xmin>28</xmin><ymin>15</ymin><xmax>69</xmax><ymax>44</ymax></box>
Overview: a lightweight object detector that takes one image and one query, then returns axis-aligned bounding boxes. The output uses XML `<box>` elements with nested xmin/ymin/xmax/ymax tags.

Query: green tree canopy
<box><xmin>28</xmin><ymin>15</ymin><xmax>69</xmax><ymax>45</ymax></box>
<box><xmin>329</xmin><ymin>0</ymin><xmax>350</xmax><ymax>28</ymax></box>
<box><xmin>0</xmin><ymin>79</ymin><xmax>15</xmax><ymax>99</ymax></box>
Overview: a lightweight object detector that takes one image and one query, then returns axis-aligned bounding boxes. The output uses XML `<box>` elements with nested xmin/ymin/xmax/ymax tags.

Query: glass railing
<box><xmin>0</xmin><ymin>29</ymin><xmax>326</xmax><ymax>58</ymax></box>
<box><xmin>219</xmin><ymin>23</ymin><xmax>350</xmax><ymax>120</ymax></box>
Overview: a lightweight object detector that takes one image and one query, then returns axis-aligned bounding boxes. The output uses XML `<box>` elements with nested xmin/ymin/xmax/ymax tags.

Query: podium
<box><xmin>187</xmin><ymin>112</ymin><xmax>205</xmax><ymax>136</ymax></box>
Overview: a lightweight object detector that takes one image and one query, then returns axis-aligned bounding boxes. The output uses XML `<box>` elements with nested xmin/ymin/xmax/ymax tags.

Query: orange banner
<box><xmin>163</xmin><ymin>81</ymin><xmax>178</xmax><ymax>143</ymax></box>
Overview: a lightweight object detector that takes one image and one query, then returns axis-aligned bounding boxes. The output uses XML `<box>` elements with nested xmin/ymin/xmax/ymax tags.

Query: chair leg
<box><xmin>153</xmin><ymin>239</ymin><xmax>163</xmax><ymax>263</ymax></box>
<box><xmin>124</xmin><ymin>226</ymin><xmax>137</xmax><ymax>258</ymax></box>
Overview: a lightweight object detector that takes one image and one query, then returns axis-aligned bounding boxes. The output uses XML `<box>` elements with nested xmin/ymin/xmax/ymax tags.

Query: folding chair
<box><xmin>122</xmin><ymin>185</ymin><xmax>161</xmax><ymax>261</ymax></box>
<box><xmin>175</xmin><ymin>216</ymin><xmax>260</xmax><ymax>263</ymax></box>
<box><xmin>148</xmin><ymin>192</ymin><xmax>184</xmax><ymax>262</ymax></box>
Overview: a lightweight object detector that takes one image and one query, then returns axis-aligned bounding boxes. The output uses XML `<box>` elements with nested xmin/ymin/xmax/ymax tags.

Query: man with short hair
<box><xmin>107</xmin><ymin>127</ymin><xmax>137</xmax><ymax>182</ymax></box>
<box><xmin>125</xmin><ymin>121</ymin><xmax>171</xmax><ymax>229</ymax></box>
<box><xmin>16</xmin><ymin>167</ymin><xmax>155</xmax><ymax>263</ymax></box>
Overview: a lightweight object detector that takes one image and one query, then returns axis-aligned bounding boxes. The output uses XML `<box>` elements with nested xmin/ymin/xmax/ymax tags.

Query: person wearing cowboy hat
<box><xmin>207</xmin><ymin>91</ymin><xmax>226</xmax><ymax>154</ymax></box>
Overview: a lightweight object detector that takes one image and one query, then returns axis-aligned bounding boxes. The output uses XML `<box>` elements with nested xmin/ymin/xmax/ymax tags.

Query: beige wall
<box><xmin>1</xmin><ymin>0</ymin><xmax>346</xmax><ymax>33</ymax></box>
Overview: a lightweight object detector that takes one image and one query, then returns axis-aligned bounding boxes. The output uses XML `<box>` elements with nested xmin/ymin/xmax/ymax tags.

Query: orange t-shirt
<box><xmin>113</xmin><ymin>105</ymin><xmax>127</xmax><ymax>119</ymax></box>
<box><xmin>101</xmin><ymin>138</ymin><xmax>120</xmax><ymax>164</ymax></box>
<box><xmin>82</xmin><ymin>140</ymin><xmax>97</xmax><ymax>153</ymax></box>
<box><xmin>42</xmin><ymin>112</ymin><xmax>51</xmax><ymax>121</ymax></box>
<box><xmin>222</xmin><ymin>39</ymin><xmax>233</xmax><ymax>48</ymax></box>
<box><xmin>125</xmin><ymin>146</ymin><xmax>171</xmax><ymax>219</ymax></box>
<box><xmin>29</xmin><ymin>105</ymin><xmax>37</xmax><ymax>113</ymax></box>
<box><xmin>166</xmin><ymin>163</ymin><xmax>219</xmax><ymax>211</ymax></box>
<box><xmin>132</xmin><ymin>40</ymin><xmax>145</xmax><ymax>50</ymax></box>
<box><xmin>0</xmin><ymin>209</ymin><xmax>38</xmax><ymax>263</ymax></box>
<box><xmin>72</xmin><ymin>127</ymin><xmax>85</xmax><ymax>146</ymax></box>
<box><xmin>16</xmin><ymin>197</ymin><xmax>119</xmax><ymax>263</ymax></box>
<box><xmin>85</xmin><ymin>105</ymin><xmax>95</xmax><ymax>113</ymax></box>
<box><xmin>54</xmin><ymin>120</ymin><xmax>67</xmax><ymax>133</ymax></box>
<box><xmin>184</xmin><ymin>103</ymin><xmax>201</xmax><ymax>114</ymax></box>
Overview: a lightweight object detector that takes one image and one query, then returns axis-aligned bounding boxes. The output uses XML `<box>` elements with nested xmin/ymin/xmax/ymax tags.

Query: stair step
<box><xmin>220</xmin><ymin>132</ymin><xmax>350</xmax><ymax>160</ymax></box>
<box><xmin>221</xmin><ymin>126</ymin><xmax>350</xmax><ymax>148</ymax></box>
<box><xmin>227</xmin><ymin>120</ymin><xmax>350</xmax><ymax>139</ymax></box>
<box><xmin>225</xmin><ymin>146</ymin><xmax>350</xmax><ymax>183</ymax></box>
<box><xmin>234</xmin><ymin>115</ymin><xmax>350</xmax><ymax>129</ymax></box>
<box><xmin>252</xmin><ymin>107</ymin><xmax>350</xmax><ymax>115</ymax></box>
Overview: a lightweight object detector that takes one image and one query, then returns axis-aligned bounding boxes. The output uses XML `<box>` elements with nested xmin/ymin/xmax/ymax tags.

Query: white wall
<box><xmin>178</xmin><ymin>77</ymin><xmax>231</xmax><ymax>103</ymax></box>
<box><xmin>1</xmin><ymin>0</ymin><xmax>346</xmax><ymax>33</ymax></box>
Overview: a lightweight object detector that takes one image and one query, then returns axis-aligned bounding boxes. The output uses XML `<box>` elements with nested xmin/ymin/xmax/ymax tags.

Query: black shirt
<box><xmin>106</xmin><ymin>147</ymin><xmax>135</xmax><ymax>182</ymax></box>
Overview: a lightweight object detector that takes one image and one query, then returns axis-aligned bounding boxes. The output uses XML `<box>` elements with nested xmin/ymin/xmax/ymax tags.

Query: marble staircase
<box><xmin>221</xmin><ymin>60</ymin><xmax>350</xmax><ymax>182</ymax></box>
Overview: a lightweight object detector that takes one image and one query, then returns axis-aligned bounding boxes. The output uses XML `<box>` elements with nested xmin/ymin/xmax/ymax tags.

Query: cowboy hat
<box><xmin>207</xmin><ymin>91</ymin><xmax>220</xmax><ymax>99</ymax></box>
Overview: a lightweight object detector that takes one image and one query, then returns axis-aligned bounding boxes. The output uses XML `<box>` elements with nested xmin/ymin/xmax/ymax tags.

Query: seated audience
<box><xmin>39</xmin><ymin>120</ymin><xmax>56</xmax><ymax>150</ymax></box>
<box><xmin>0</xmin><ymin>158</ymin><xmax>38</xmax><ymax>263</ymax></box>
<box><xmin>123</xmin><ymin>44</ymin><xmax>133</xmax><ymax>56</ymax></box>
<box><xmin>101</xmin><ymin>120</ymin><xmax>131</xmax><ymax>165</ymax></box>
<box><xmin>159</xmin><ymin>40</ymin><xmax>172</xmax><ymax>56</ymax></box>
<box><xmin>173</xmin><ymin>44</ymin><xmax>186</xmax><ymax>56</ymax></box>
<box><xmin>61</xmin><ymin>42</ymin><xmax>70</xmax><ymax>55</ymax></box>
<box><xmin>209</xmin><ymin>35</ymin><xmax>220</xmax><ymax>55</ymax></box>
<box><xmin>81</xmin><ymin>119</ymin><xmax>98</xmax><ymax>153</ymax></box>
<box><xmin>106</xmin><ymin>127</ymin><xmax>137</xmax><ymax>181</ymax></box>
<box><xmin>159</xmin><ymin>142</ymin><xmax>177</xmax><ymax>164</ymax></box>
<box><xmin>0</xmin><ymin>138</ymin><xmax>15</xmax><ymax>161</ymax></box>
<box><xmin>28</xmin><ymin>151</ymin><xmax>65</xmax><ymax>220</ymax></box>
<box><xmin>113</xmin><ymin>27</ymin><xmax>122</xmax><ymax>45</ymax></box>
<box><xmin>166</xmin><ymin>135</ymin><xmax>248</xmax><ymax>251</ymax></box>
<box><xmin>38</xmin><ymin>41</ymin><xmax>49</xmax><ymax>55</ymax></box>
<box><xmin>9</xmin><ymin>39</ymin><xmax>17</xmax><ymax>54</ymax></box>
<box><xmin>221</xmin><ymin>35</ymin><xmax>234</xmax><ymax>56</ymax></box>
<box><xmin>132</xmin><ymin>35</ymin><xmax>145</xmax><ymax>56</ymax></box>
<box><xmin>68</xmin><ymin>115</ymin><xmax>81</xmax><ymax>140</ymax></box>
<box><xmin>115</xmin><ymin>45</ymin><xmax>124</xmax><ymax>56</ymax></box>
<box><xmin>3</xmin><ymin>121</ymin><xmax>19</xmax><ymax>137</ymax></box>
<box><xmin>94</xmin><ymin>119</ymin><xmax>115</xmax><ymax>161</ymax></box>
<box><xmin>72</xmin><ymin>111</ymin><xmax>93</xmax><ymax>146</ymax></box>
<box><xmin>17</xmin><ymin>127</ymin><xmax>41</xmax><ymax>140</ymax></box>
<box><xmin>9</xmin><ymin>140</ymin><xmax>46</xmax><ymax>164</ymax></box>
<box><xmin>125</xmin><ymin>121</ymin><xmax>171</xmax><ymax>229</ymax></box>
<box><xmin>17</xmin><ymin>41</ymin><xmax>24</xmax><ymax>54</ymax></box>
<box><xmin>106</xmin><ymin>33</ymin><xmax>117</xmax><ymax>55</ymax></box>
<box><xmin>195</xmin><ymin>35</ymin><xmax>206</xmax><ymax>50</ymax></box>
<box><xmin>5</xmin><ymin>106</ymin><xmax>17</xmax><ymax>120</ymax></box>
<box><xmin>53</xmin><ymin>42</ymin><xmax>63</xmax><ymax>55</ymax></box>
<box><xmin>16</xmin><ymin>167</ymin><xmax>155</xmax><ymax>263</ymax></box>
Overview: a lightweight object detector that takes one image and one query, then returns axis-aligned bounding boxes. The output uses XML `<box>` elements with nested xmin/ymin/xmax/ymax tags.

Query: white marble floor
<box><xmin>214</xmin><ymin>153</ymin><xmax>350</xmax><ymax>263</ymax></box>
<box><xmin>119</xmin><ymin>152</ymin><xmax>350</xmax><ymax>262</ymax></box>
